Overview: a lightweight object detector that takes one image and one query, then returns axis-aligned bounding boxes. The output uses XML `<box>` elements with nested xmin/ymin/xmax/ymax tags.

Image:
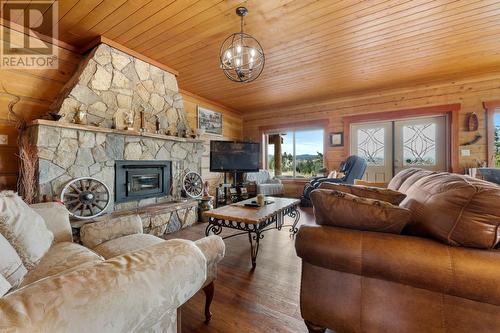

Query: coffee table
<box><xmin>204</xmin><ymin>197</ymin><xmax>301</xmax><ymax>269</ymax></box>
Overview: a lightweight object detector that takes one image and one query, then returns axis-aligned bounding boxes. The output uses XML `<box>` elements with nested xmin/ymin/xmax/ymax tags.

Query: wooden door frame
<box><xmin>343</xmin><ymin>104</ymin><xmax>461</xmax><ymax>173</ymax></box>
<box><xmin>483</xmin><ymin>100</ymin><xmax>500</xmax><ymax>167</ymax></box>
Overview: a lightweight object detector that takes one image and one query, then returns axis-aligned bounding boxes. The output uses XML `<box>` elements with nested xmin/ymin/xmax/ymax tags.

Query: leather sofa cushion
<box><xmin>296</xmin><ymin>225</ymin><xmax>500</xmax><ymax>307</ymax></box>
<box><xmin>318</xmin><ymin>182</ymin><xmax>406</xmax><ymax>205</ymax></box>
<box><xmin>311</xmin><ymin>189</ymin><xmax>411</xmax><ymax>234</ymax></box>
<box><xmin>388</xmin><ymin>168</ymin><xmax>500</xmax><ymax>249</ymax></box>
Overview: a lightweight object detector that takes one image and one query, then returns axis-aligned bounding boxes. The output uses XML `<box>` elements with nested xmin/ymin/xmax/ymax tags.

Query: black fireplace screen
<box><xmin>115</xmin><ymin>161</ymin><xmax>171</xmax><ymax>203</ymax></box>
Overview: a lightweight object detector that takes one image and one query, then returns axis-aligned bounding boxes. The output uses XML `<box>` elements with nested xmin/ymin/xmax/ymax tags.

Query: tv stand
<box><xmin>215</xmin><ymin>171</ymin><xmax>249</xmax><ymax>207</ymax></box>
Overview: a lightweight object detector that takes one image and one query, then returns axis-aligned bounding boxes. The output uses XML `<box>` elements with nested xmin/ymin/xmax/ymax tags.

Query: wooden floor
<box><xmin>166</xmin><ymin>207</ymin><xmax>316</xmax><ymax>333</ymax></box>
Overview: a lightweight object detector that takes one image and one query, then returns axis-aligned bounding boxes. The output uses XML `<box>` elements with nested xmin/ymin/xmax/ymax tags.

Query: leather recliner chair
<box><xmin>301</xmin><ymin>155</ymin><xmax>367</xmax><ymax>206</ymax></box>
<box><xmin>296</xmin><ymin>168</ymin><xmax>500</xmax><ymax>333</ymax></box>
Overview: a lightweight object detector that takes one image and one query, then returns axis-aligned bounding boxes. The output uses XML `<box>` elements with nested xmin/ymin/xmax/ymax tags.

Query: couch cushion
<box><xmin>30</xmin><ymin>202</ymin><xmax>72</xmax><ymax>243</ymax></box>
<box><xmin>80</xmin><ymin>214</ymin><xmax>143</xmax><ymax>248</ymax></box>
<box><xmin>389</xmin><ymin>169</ymin><xmax>500</xmax><ymax>249</ymax></box>
<box><xmin>311</xmin><ymin>189</ymin><xmax>411</xmax><ymax>234</ymax></box>
<box><xmin>0</xmin><ymin>232</ymin><xmax>26</xmax><ymax>288</ymax></box>
<box><xmin>20</xmin><ymin>242</ymin><xmax>104</xmax><ymax>287</ymax></box>
<box><xmin>93</xmin><ymin>234</ymin><xmax>163</xmax><ymax>259</ymax></box>
<box><xmin>0</xmin><ymin>191</ymin><xmax>54</xmax><ymax>269</ymax></box>
<box><xmin>257</xmin><ymin>183</ymin><xmax>284</xmax><ymax>196</ymax></box>
<box><xmin>318</xmin><ymin>182</ymin><xmax>406</xmax><ymax>205</ymax></box>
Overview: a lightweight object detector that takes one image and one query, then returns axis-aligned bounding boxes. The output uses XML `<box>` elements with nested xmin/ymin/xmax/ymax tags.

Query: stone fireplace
<box><xmin>25</xmin><ymin>42</ymin><xmax>205</xmax><ymax>236</ymax></box>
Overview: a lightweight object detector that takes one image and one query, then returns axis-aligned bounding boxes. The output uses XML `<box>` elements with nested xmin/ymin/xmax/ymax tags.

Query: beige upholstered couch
<box><xmin>0</xmin><ymin>202</ymin><xmax>225</xmax><ymax>333</ymax></box>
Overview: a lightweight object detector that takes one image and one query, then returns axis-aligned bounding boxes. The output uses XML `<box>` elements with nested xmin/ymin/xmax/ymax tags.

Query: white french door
<box><xmin>350</xmin><ymin>122</ymin><xmax>392</xmax><ymax>182</ymax></box>
<box><xmin>350</xmin><ymin>116</ymin><xmax>448</xmax><ymax>182</ymax></box>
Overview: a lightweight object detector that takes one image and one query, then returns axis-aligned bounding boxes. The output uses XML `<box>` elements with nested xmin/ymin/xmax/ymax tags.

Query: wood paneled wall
<box><xmin>243</xmin><ymin>73</ymin><xmax>500</xmax><ymax>176</ymax></box>
<box><xmin>0</xmin><ymin>26</ymin><xmax>82</xmax><ymax>190</ymax></box>
<box><xmin>181</xmin><ymin>90</ymin><xmax>243</xmax><ymax>195</ymax></box>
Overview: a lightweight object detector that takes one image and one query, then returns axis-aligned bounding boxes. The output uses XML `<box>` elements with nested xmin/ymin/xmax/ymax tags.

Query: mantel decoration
<box><xmin>219</xmin><ymin>6</ymin><xmax>265</xmax><ymax>83</ymax></box>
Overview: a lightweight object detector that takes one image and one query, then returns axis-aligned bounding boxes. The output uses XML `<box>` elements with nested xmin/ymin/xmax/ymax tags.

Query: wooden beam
<box><xmin>81</xmin><ymin>36</ymin><xmax>179</xmax><ymax>77</ymax></box>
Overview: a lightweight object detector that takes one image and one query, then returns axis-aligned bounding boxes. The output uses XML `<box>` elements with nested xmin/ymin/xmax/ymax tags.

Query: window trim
<box><xmin>259</xmin><ymin>120</ymin><xmax>328</xmax><ymax>179</ymax></box>
<box><xmin>483</xmin><ymin>100</ymin><xmax>500</xmax><ymax>167</ymax></box>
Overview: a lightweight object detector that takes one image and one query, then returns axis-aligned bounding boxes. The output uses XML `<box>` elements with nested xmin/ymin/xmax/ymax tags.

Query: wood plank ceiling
<box><xmin>4</xmin><ymin>0</ymin><xmax>500</xmax><ymax>113</ymax></box>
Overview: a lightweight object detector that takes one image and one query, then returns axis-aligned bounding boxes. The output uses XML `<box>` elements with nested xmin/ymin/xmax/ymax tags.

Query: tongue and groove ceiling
<box><xmin>4</xmin><ymin>0</ymin><xmax>500</xmax><ymax>112</ymax></box>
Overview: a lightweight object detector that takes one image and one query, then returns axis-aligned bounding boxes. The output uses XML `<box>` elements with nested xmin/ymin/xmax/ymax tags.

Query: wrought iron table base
<box><xmin>205</xmin><ymin>206</ymin><xmax>300</xmax><ymax>269</ymax></box>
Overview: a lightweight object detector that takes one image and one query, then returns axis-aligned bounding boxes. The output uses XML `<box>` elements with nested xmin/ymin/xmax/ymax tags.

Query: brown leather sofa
<box><xmin>296</xmin><ymin>168</ymin><xmax>500</xmax><ymax>333</ymax></box>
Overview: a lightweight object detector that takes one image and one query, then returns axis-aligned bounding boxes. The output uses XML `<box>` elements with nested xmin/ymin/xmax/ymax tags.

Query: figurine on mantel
<box><xmin>155</xmin><ymin>115</ymin><xmax>161</xmax><ymax>134</ymax></box>
<box><xmin>124</xmin><ymin>110</ymin><xmax>134</xmax><ymax>130</ymax></box>
<box><xmin>73</xmin><ymin>107</ymin><xmax>86</xmax><ymax>125</ymax></box>
<box><xmin>140</xmin><ymin>110</ymin><xmax>146</xmax><ymax>132</ymax></box>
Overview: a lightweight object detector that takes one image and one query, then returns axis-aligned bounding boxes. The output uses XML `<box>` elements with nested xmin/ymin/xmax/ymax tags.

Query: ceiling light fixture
<box><xmin>219</xmin><ymin>7</ymin><xmax>265</xmax><ymax>83</ymax></box>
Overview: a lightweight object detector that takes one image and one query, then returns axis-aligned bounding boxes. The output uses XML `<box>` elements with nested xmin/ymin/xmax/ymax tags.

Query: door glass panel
<box><xmin>403</xmin><ymin>123</ymin><xmax>436</xmax><ymax>166</ymax></box>
<box><xmin>357</xmin><ymin>127</ymin><xmax>385</xmax><ymax>166</ymax></box>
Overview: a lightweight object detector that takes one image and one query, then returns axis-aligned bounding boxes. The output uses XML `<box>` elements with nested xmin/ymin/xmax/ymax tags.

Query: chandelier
<box><xmin>219</xmin><ymin>7</ymin><xmax>265</xmax><ymax>83</ymax></box>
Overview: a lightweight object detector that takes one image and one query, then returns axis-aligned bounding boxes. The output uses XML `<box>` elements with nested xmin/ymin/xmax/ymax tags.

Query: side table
<box><xmin>198</xmin><ymin>196</ymin><xmax>214</xmax><ymax>222</ymax></box>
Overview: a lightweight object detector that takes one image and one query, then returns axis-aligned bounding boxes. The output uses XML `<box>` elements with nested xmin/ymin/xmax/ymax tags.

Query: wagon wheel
<box><xmin>183</xmin><ymin>171</ymin><xmax>203</xmax><ymax>198</ymax></box>
<box><xmin>60</xmin><ymin>177</ymin><xmax>111</xmax><ymax>220</ymax></box>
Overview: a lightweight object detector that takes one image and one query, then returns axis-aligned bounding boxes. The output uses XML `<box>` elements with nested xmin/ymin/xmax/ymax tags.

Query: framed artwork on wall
<box><xmin>329</xmin><ymin>132</ymin><xmax>344</xmax><ymax>147</ymax></box>
<box><xmin>197</xmin><ymin>106</ymin><xmax>223</xmax><ymax>136</ymax></box>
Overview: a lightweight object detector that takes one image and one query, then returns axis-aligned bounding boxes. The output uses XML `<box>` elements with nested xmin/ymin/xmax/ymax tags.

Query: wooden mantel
<box><xmin>28</xmin><ymin>119</ymin><xmax>204</xmax><ymax>144</ymax></box>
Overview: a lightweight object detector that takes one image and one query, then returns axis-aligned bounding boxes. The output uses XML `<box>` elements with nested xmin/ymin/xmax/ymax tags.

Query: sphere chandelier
<box><xmin>219</xmin><ymin>7</ymin><xmax>265</xmax><ymax>83</ymax></box>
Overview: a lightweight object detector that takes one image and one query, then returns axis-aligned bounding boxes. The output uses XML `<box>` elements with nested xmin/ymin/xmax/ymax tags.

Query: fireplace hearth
<box><xmin>115</xmin><ymin>160</ymin><xmax>172</xmax><ymax>203</ymax></box>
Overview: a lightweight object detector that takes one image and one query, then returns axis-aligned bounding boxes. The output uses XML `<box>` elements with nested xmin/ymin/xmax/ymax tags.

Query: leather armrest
<box><xmin>296</xmin><ymin>224</ymin><xmax>500</xmax><ymax>306</ymax></box>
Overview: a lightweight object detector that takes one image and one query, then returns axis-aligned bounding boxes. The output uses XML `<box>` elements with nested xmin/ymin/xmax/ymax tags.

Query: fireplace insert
<box><xmin>115</xmin><ymin>160</ymin><xmax>171</xmax><ymax>203</ymax></box>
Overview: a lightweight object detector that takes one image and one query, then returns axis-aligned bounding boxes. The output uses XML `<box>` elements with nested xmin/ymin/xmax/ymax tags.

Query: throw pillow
<box><xmin>0</xmin><ymin>232</ymin><xmax>27</xmax><ymax>288</ymax></box>
<box><xmin>0</xmin><ymin>274</ymin><xmax>11</xmax><ymax>297</ymax></box>
<box><xmin>311</xmin><ymin>189</ymin><xmax>412</xmax><ymax>234</ymax></box>
<box><xmin>318</xmin><ymin>182</ymin><xmax>406</xmax><ymax>205</ymax></box>
<box><xmin>0</xmin><ymin>191</ymin><xmax>54</xmax><ymax>269</ymax></box>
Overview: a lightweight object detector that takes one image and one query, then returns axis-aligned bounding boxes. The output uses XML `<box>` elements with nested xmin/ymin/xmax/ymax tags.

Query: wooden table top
<box><xmin>204</xmin><ymin>197</ymin><xmax>300</xmax><ymax>224</ymax></box>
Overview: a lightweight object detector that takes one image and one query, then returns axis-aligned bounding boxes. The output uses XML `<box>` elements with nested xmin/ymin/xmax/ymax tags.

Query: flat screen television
<box><xmin>210</xmin><ymin>141</ymin><xmax>260</xmax><ymax>172</ymax></box>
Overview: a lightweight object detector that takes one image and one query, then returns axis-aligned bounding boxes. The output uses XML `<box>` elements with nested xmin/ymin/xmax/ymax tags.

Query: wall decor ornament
<box><xmin>197</xmin><ymin>106</ymin><xmax>223</xmax><ymax>136</ymax></box>
<box><xmin>219</xmin><ymin>7</ymin><xmax>265</xmax><ymax>83</ymax></box>
<box><xmin>329</xmin><ymin>132</ymin><xmax>344</xmax><ymax>147</ymax></box>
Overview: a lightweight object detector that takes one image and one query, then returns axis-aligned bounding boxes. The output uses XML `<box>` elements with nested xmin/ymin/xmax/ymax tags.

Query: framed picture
<box><xmin>197</xmin><ymin>106</ymin><xmax>223</xmax><ymax>136</ymax></box>
<box><xmin>329</xmin><ymin>132</ymin><xmax>343</xmax><ymax>147</ymax></box>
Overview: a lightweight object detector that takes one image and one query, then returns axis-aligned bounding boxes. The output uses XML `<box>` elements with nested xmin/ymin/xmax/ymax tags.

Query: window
<box><xmin>265</xmin><ymin>128</ymin><xmax>324</xmax><ymax>179</ymax></box>
<box><xmin>484</xmin><ymin>101</ymin><xmax>500</xmax><ymax>167</ymax></box>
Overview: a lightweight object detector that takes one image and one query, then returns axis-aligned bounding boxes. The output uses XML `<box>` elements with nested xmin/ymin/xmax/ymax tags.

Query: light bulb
<box><xmin>250</xmin><ymin>48</ymin><xmax>256</xmax><ymax>57</ymax></box>
<box><xmin>225</xmin><ymin>50</ymin><xmax>232</xmax><ymax>59</ymax></box>
<box><xmin>236</xmin><ymin>45</ymin><xmax>242</xmax><ymax>53</ymax></box>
